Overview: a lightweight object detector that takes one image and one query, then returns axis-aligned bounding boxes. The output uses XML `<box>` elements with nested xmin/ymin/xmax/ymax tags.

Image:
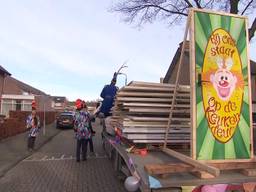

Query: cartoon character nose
<box><xmin>219</xmin><ymin>80</ymin><xmax>229</xmax><ymax>87</ymax></box>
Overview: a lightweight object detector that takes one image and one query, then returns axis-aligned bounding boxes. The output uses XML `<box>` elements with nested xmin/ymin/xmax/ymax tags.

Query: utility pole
<box><xmin>43</xmin><ymin>100</ymin><xmax>46</xmax><ymax>136</ymax></box>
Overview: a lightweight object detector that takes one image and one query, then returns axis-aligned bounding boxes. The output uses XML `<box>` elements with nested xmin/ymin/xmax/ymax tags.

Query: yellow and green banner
<box><xmin>194</xmin><ymin>10</ymin><xmax>252</xmax><ymax>160</ymax></box>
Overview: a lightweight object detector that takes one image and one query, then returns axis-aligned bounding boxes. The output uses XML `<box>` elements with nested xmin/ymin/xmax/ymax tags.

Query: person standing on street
<box><xmin>26</xmin><ymin>106</ymin><xmax>40</xmax><ymax>152</ymax></box>
<box><xmin>82</xmin><ymin>100</ymin><xmax>95</xmax><ymax>155</ymax></box>
<box><xmin>74</xmin><ymin>99</ymin><xmax>91</xmax><ymax>162</ymax></box>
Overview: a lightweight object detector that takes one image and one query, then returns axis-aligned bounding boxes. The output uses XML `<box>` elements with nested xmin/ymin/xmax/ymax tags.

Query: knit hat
<box><xmin>75</xmin><ymin>99</ymin><xmax>82</xmax><ymax>110</ymax></box>
<box><xmin>31</xmin><ymin>100</ymin><xmax>36</xmax><ymax>110</ymax></box>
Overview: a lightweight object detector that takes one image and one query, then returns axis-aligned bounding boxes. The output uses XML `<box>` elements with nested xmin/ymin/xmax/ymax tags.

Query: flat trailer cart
<box><xmin>102</xmin><ymin>8</ymin><xmax>256</xmax><ymax>192</ymax></box>
<box><xmin>102</xmin><ymin>132</ymin><xmax>256</xmax><ymax>192</ymax></box>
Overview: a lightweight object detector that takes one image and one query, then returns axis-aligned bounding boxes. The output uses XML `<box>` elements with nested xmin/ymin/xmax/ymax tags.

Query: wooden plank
<box><xmin>128</xmin><ymin>108</ymin><xmax>190</xmax><ymax>114</ymax></box>
<box><xmin>192</xmin><ymin>171</ymin><xmax>215</xmax><ymax>179</ymax></box>
<box><xmin>208</xmin><ymin>162</ymin><xmax>256</xmax><ymax>170</ymax></box>
<box><xmin>116</xmin><ymin>97</ymin><xmax>174</xmax><ymax>102</ymax></box>
<box><xmin>245</xmin><ymin>15</ymin><xmax>255</xmax><ymax>159</ymax></box>
<box><xmin>145</xmin><ymin>163</ymin><xmax>195</xmax><ymax>175</ymax></box>
<box><xmin>123</xmin><ymin>123</ymin><xmax>190</xmax><ymax>128</ymax></box>
<box><xmin>123</xmin><ymin>86</ymin><xmax>177</xmax><ymax>92</ymax></box>
<box><xmin>129</xmin><ymin>81</ymin><xmax>190</xmax><ymax>89</ymax></box>
<box><xmin>163</xmin><ymin>13</ymin><xmax>191</xmax><ymax>148</ymax></box>
<box><xmin>241</xmin><ymin>169</ymin><xmax>256</xmax><ymax>177</ymax></box>
<box><xmin>190</xmin><ymin>9</ymin><xmax>196</xmax><ymax>160</ymax></box>
<box><xmin>123</xmin><ymin>103</ymin><xmax>190</xmax><ymax>108</ymax></box>
<box><xmin>129</xmin><ymin>117</ymin><xmax>191</xmax><ymax>122</ymax></box>
<box><xmin>144</xmin><ymin>162</ymin><xmax>256</xmax><ymax>177</ymax></box>
<box><xmin>118</xmin><ymin>92</ymin><xmax>190</xmax><ymax>98</ymax></box>
<box><xmin>162</xmin><ymin>148</ymin><xmax>220</xmax><ymax>177</ymax></box>
<box><xmin>116</xmin><ymin>97</ymin><xmax>190</xmax><ymax>103</ymax></box>
<box><xmin>126</xmin><ymin>134</ymin><xmax>190</xmax><ymax>140</ymax></box>
<box><xmin>123</xmin><ymin>128</ymin><xmax>191</xmax><ymax>133</ymax></box>
<box><xmin>191</xmin><ymin>8</ymin><xmax>250</xmax><ymax>19</ymax></box>
<box><xmin>122</xmin><ymin>85</ymin><xmax>190</xmax><ymax>92</ymax></box>
<box><xmin>118</xmin><ymin>92</ymin><xmax>172</xmax><ymax>98</ymax></box>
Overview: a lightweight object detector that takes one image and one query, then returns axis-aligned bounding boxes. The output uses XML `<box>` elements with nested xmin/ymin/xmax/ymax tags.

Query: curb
<box><xmin>0</xmin><ymin>128</ymin><xmax>61</xmax><ymax>178</ymax></box>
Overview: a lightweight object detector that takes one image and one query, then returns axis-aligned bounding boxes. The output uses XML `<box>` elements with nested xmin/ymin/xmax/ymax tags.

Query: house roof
<box><xmin>163</xmin><ymin>41</ymin><xmax>189</xmax><ymax>83</ymax></box>
<box><xmin>6</xmin><ymin>76</ymin><xmax>47</xmax><ymax>95</ymax></box>
<box><xmin>0</xmin><ymin>65</ymin><xmax>11</xmax><ymax>76</ymax></box>
<box><xmin>52</xmin><ymin>96</ymin><xmax>66</xmax><ymax>103</ymax></box>
<box><xmin>251</xmin><ymin>60</ymin><xmax>256</xmax><ymax>75</ymax></box>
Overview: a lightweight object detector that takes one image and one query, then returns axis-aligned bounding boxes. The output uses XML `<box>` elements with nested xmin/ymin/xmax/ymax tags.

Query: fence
<box><xmin>0</xmin><ymin>111</ymin><xmax>57</xmax><ymax>140</ymax></box>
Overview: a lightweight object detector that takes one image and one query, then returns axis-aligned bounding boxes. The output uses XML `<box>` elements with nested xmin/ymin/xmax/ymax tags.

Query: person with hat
<box><xmin>26</xmin><ymin>105</ymin><xmax>41</xmax><ymax>152</ymax></box>
<box><xmin>81</xmin><ymin>100</ymin><xmax>95</xmax><ymax>155</ymax></box>
<box><xmin>99</xmin><ymin>74</ymin><xmax>119</xmax><ymax>132</ymax></box>
<box><xmin>99</xmin><ymin>73</ymin><xmax>119</xmax><ymax>118</ymax></box>
<box><xmin>74</xmin><ymin>99</ymin><xmax>91</xmax><ymax>162</ymax></box>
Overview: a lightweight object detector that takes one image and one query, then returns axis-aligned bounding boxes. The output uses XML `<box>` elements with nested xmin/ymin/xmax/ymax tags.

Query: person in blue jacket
<box><xmin>99</xmin><ymin>74</ymin><xmax>119</xmax><ymax>117</ymax></box>
<box><xmin>99</xmin><ymin>74</ymin><xmax>119</xmax><ymax>135</ymax></box>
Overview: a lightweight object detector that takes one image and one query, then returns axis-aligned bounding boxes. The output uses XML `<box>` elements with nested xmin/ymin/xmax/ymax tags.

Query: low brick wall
<box><xmin>0</xmin><ymin>111</ymin><xmax>57</xmax><ymax>140</ymax></box>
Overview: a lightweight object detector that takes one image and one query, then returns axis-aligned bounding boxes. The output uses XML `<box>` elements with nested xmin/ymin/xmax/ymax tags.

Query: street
<box><xmin>0</xmin><ymin>120</ymin><xmax>127</xmax><ymax>192</ymax></box>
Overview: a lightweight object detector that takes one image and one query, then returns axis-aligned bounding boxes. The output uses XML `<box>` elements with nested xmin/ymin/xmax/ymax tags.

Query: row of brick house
<box><xmin>0</xmin><ymin>66</ymin><xmax>68</xmax><ymax>118</ymax></box>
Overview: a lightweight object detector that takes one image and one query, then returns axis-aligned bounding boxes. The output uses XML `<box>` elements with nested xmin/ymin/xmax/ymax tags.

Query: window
<box><xmin>16</xmin><ymin>100</ymin><xmax>22</xmax><ymax>111</ymax></box>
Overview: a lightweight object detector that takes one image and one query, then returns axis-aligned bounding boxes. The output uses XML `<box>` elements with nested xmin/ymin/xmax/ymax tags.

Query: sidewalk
<box><xmin>0</xmin><ymin>122</ymin><xmax>61</xmax><ymax>177</ymax></box>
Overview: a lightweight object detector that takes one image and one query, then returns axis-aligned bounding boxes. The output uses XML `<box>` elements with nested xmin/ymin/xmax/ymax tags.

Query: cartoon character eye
<box><xmin>221</xmin><ymin>76</ymin><xmax>224</xmax><ymax>80</ymax></box>
<box><xmin>225</xmin><ymin>77</ymin><xmax>228</xmax><ymax>80</ymax></box>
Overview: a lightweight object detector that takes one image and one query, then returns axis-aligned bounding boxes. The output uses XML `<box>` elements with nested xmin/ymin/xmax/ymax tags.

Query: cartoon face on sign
<box><xmin>201</xmin><ymin>28</ymin><xmax>244</xmax><ymax>143</ymax></box>
<box><xmin>210</xmin><ymin>57</ymin><xmax>237</xmax><ymax>101</ymax></box>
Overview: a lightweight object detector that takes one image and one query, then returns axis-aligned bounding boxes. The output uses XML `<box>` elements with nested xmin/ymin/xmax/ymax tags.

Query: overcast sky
<box><xmin>0</xmin><ymin>0</ymin><xmax>255</xmax><ymax>101</ymax></box>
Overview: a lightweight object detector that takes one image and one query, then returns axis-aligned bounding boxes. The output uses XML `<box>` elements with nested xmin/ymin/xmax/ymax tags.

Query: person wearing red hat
<box><xmin>74</xmin><ymin>99</ymin><xmax>91</xmax><ymax>162</ymax></box>
<box><xmin>82</xmin><ymin>100</ymin><xmax>95</xmax><ymax>155</ymax></box>
<box><xmin>26</xmin><ymin>105</ymin><xmax>40</xmax><ymax>152</ymax></box>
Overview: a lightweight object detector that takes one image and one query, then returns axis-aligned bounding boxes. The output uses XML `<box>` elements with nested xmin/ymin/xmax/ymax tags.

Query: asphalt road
<box><xmin>0</xmin><ymin>121</ymin><xmax>127</xmax><ymax>192</ymax></box>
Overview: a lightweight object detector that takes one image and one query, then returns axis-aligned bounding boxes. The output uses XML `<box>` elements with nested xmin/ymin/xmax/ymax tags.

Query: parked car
<box><xmin>56</xmin><ymin>112</ymin><xmax>75</xmax><ymax>129</ymax></box>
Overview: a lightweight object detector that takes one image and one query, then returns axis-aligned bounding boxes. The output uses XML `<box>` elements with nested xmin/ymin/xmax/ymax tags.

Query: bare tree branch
<box><xmin>241</xmin><ymin>0</ymin><xmax>254</xmax><ymax>15</ymax></box>
<box><xmin>193</xmin><ymin>0</ymin><xmax>202</xmax><ymax>8</ymax></box>
<box><xmin>183</xmin><ymin>0</ymin><xmax>193</xmax><ymax>8</ymax></box>
<box><xmin>249</xmin><ymin>17</ymin><xmax>256</xmax><ymax>41</ymax></box>
<box><xmin>111</xmin><ymin>0</ymin><xmax>256</xmax><ymax>40</ymax></box>
<box><xmin>148</xmin><ymin>4</ymin><xmax>188</xmax><ymax>16</ymax></box>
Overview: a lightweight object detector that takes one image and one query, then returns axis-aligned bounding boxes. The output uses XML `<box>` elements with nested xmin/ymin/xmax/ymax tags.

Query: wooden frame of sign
<box><xmin>161</xmin><ymin>8</ymin><xmax>255</xmax><ymax>177</ymax></box>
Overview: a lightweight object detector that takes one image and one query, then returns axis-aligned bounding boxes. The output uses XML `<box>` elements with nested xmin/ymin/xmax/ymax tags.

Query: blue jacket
<box><xmin>100</xmin><ymin>84</ymin><xmax>118</xmax><ymax>116</ymax></box>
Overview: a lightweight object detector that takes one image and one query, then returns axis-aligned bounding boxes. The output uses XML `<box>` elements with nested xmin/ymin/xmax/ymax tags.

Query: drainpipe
<box><xmin>0</xmin><ymin>74</ymin><xmax>6</xmax><ymax>114</ymax></box>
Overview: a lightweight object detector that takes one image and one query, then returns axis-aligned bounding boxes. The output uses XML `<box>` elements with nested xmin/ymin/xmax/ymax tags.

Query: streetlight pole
<box><xmin>33</xmin><ymin>94</ymin><xmax>47</xmax><ymax>136</ymax></box>
<box><xmin>43</xmin><ymin>101</ymin><xmax>46</xmax><ymax>136</ymax></box>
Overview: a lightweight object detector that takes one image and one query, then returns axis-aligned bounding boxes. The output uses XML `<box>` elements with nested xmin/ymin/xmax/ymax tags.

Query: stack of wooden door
<box><xmin>111</xmin><ymin>81</ymin><xmax>191</xmax><ymax>144</ymax></box>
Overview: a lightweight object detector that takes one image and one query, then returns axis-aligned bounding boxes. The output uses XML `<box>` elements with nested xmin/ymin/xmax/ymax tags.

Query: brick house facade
<box><xmin>0</xmin><ymin>66</ymin><xmax>53</xmax><ymax>117</ymax></box>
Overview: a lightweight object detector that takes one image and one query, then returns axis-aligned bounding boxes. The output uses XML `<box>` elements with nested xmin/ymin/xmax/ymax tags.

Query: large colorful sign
<box><xmin>192</xmin><ymin>9</ymin><xmax>252</xmax><ymax>160</ymax></box>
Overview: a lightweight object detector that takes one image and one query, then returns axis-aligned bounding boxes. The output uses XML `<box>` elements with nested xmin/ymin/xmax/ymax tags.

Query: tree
<box><xmin>112</xmin><ymin>0</ymin><xmax>256</xmax><ymax>41</ymax></box>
